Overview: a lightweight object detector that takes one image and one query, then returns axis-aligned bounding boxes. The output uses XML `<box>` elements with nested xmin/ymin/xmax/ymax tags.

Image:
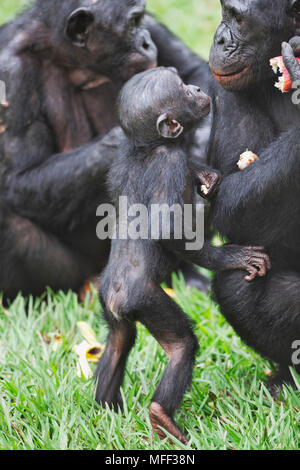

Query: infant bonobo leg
<box><xmin>95</xmin><ymin>314</ymin><xmax>137</xmax><ymax>411</ymax></box>
<box><xmin>137</xmin><ymin>286</ymin><xmax>199</xmax><ymax>444</ymax></box>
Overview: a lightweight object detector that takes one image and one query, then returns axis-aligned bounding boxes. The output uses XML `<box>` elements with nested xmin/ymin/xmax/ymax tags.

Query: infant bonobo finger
<box><xmin>196</xmin><ymin>169</ymin><xmax>221</xmax><ymax>198</ymax></box>
<box><xmin>245</xmin><ymin>266</ymin><xmax>259</xmax><ymax>282</ymax></box>
<box><xmin>243</xmin><ymin>247</ymin><xmax>271</xmax><ymax>281</ymax></box>
<box><xmin>246</xmin><ymin>248</ymin><xmax>272</xmax><ymax>271</ymax></box>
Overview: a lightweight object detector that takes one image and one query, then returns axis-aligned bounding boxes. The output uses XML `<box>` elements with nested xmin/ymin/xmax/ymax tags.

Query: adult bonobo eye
<box><xmin>233</xmin><ymin>11</ymin><xmax>243</xmax><ymax>26</ymax></box>
<box><xmin>129</xmin><ymin>12</ymin><xmax>145</xmax><ymax>29</ymax></box>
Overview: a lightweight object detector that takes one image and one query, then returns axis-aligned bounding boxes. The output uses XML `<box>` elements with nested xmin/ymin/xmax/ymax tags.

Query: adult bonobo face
<box><xmin>209</xmin><ymin>0</ymin><xmax>298</xmax><ymax>91</ymax></box>
<box><xmin>64</xmin><ymin>0</ymin><xmax>157</xmax><ymax>82</ymax></box>
<box><xmin>118</xmin><ymin>67</ymin><xmax>211</xmax><ymax>142</ymax></box>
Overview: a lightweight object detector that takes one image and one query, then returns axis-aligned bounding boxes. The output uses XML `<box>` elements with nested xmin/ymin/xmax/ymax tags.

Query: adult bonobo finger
<box><xmin>282</xmin><ymin>42</ymin><xmax>300</xmax><ymax>82</ymax></box>
<box><xmin>289</xmin><ymin>36</ymin><xmax>300</xmax><ymax>56</ymax></box>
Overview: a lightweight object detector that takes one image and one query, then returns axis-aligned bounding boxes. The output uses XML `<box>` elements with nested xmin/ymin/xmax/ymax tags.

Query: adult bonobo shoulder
<box><xmin>204</xmin><ymin>0</ymin><xmax>300</xmax><ymax>394</ymax></box>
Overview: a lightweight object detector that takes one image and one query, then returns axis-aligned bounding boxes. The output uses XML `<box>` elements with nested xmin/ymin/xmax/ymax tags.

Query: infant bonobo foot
<box><xmin>149</xmin><ymin>402</ymin><xmax>188</xmax><ymax>445</ymax></box>
<box><xmin>239</xmin><ymin>246</ymin><xmax>271</xmax><ymax>281</ymax></box>
<box><xmin>196</xmin><ymin>169</ymin><xmax>221</xmax><ymax>199</ymax></box>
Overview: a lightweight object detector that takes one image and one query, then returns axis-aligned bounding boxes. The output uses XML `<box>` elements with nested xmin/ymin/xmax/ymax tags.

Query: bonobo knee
<box><xmin>99</xmin><ymin>275</ymin><xmax>147</xmax><ymax>320</ymax></box>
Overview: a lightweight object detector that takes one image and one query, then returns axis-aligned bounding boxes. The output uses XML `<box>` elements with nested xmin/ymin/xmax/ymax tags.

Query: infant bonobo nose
<box><xmin>137</xmin><ymin>30</ymin><xmax>157</xmax><ymax>63</ymax></box>
<box><xmin>196</xmin><ymin>89</ymin><xmax>211</xmax><ymax>116</ymax></box>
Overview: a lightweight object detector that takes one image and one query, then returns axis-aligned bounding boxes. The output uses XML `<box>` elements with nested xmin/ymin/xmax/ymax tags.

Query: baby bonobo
<box><xmin>96</xmin><ymin>67</ymin><xmax>271</xmax><ymax>444</ymax></box>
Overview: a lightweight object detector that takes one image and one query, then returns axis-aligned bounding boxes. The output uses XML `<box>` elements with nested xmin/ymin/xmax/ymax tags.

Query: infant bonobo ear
<box><xmin>156</xmin><ymin>114</ymin><xmax>184</xmax><ymax>139</ymax></box>
<box><xmin>65</xmin><ymin>8</ymin><xmax>95</xmax><ymax>48</ymax></box>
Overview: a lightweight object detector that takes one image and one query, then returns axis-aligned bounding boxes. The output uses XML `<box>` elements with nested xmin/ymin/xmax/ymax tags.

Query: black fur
<box><xmin>149</xmin><ymin>0</ymin><xmax>300</xmax><ymax>391</ymax></box>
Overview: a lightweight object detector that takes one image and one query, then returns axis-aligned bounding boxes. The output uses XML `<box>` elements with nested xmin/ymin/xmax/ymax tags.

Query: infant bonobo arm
<box><xmin>150</xmin><ymin>154</ymin><xmax>270</xmax><ymax>281</ymax></box>
<box><xmin>3</xmin><ymin>123</ymin><xmax>121</xmax><ymax>231</ymax></box>
<box><xmin>179</xmin><ymin>243</ymin><xmax>271</xmax><ymax>282</ymax></box>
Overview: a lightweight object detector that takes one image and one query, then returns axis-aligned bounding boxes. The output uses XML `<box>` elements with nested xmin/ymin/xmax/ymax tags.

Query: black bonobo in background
<box><xmin>96</xmin><ymin>67</ymin><xmax>271</xmax><ymax>444</ymax></box>
<box><xmin>0</xmin><ymin>0</ymin><xmax>158</xmax><ymax>300</ymax></box>
<box><xmin>0</xmin><ymin>0</ymin><xmax>214</xmax><ymax>301</ymax></box>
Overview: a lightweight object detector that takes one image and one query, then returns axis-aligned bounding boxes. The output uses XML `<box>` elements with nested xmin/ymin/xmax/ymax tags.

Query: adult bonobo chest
<box><xmin>208</xmin><ymin>84</ymin><xmax>300</xmax><ymax>176</ymax></box>
<box><xmin>42</xmin><ymin>62</ymin><xmax>119</xmax><ymax>153</ymax></box>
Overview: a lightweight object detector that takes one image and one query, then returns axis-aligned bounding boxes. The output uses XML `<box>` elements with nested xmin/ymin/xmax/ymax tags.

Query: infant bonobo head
<box><xmin>117</xmin><ymin>67</ymin><xmax>211</xmax><ymax>143</ymax></box>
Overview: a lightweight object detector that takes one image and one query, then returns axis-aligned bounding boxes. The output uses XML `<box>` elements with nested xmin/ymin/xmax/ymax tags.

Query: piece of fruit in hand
<box><xmin>270</xmin><ymin>56</ymin><xmax>300</xmax><ymax>92</ymax></box>
<box><xmin>237</xmin><ymin>150</ymin><xmax>259</xmax><ymax>170</ymax></box>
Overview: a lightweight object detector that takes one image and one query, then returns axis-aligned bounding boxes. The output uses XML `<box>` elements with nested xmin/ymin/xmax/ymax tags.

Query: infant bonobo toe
<box><xmin>149</xmin><ymin>402</ymin><xmax>188</xmax><ymax>445</ymax></box>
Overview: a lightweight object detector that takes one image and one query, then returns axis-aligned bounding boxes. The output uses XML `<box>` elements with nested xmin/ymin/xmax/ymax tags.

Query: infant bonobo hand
<box><xmin>232</xmin><ymin>246</ymin><xmax>272</xmax><ymax>282</ymax></box>
<box><xmin>196</xmin><ymin>168</ymin><xmax>221</xmax><ymax>199</ymax></box>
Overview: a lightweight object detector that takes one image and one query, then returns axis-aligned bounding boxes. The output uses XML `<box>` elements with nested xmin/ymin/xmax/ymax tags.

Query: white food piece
<box><xmin>201</xmin><ymin>184</ymin><xmax>210</xmax><ymax>195</ymax></box>
<box><xmin>237</xmin><ymin>150</ymin><xmax>259</xmax><ymax>170</ymax></box>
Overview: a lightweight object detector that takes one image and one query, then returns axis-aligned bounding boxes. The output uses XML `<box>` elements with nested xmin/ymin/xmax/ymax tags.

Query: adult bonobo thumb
<box><xmin>282</xmin><ymin>39</ymin><xmax>300</xmax><ymax>82</ymax></box>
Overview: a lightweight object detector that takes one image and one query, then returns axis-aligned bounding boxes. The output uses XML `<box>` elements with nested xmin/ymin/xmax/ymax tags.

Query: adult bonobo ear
<box><xmin>156</xmin><ymin>114</ymin><xmax>184</xmax><ymax>139</ymax></box>
<box><xmin>65</xmin><ymin>8</ymin><xmax>95</xmax><ymax>48</ymax></box>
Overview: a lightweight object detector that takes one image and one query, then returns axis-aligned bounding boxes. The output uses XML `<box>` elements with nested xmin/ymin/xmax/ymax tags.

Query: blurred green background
<box><xmin>0</xmin><ymin>0</ymin><xmax>221</xmax><ymax>59</ymax></box>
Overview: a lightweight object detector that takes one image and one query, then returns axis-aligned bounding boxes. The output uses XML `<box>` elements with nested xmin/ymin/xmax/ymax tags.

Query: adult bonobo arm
<box><xmin>2</xmin><ymin>122</ymin><xmax>121</xmax><ymax>231</ymax></box>
<box><xmin>144</xmin><ymin>15</ymin><xmax>211</xmax><ymax>86</ymax></box>
<box><xmin>211</xmin><ymin>126</ymin><xmax>300</xmax><ymax>246</ymax></box>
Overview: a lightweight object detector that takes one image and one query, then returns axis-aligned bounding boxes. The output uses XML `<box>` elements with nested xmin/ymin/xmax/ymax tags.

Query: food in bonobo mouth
<box><xmin>237</xmin><ymin>150</ymin><xmax>259</xmax><ymax>170</ymax></box>
<box><xmin>270</xmin><ymin>56</ymin><xmax>300</xmax><ymax>92</ymax></box>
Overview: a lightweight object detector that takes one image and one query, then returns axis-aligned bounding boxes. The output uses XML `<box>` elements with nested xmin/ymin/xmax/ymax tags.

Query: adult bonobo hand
<box><xmin>282</xmin><ymin>37</ymin><xmax>300</xmax><ymax>83</ymax></box>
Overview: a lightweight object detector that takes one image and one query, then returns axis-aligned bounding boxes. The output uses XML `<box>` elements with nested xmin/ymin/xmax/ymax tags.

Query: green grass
<box><xmin>0</xmin><ymin>0</ymin><xmax>299</xmax><ymax>451</ymax></box>
<box><xmin>0</xmin><ymin>279</ymin><xmax>299</xmax><ymax>450</ymax></box>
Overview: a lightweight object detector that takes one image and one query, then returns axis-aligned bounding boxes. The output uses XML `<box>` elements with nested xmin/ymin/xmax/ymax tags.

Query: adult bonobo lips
<box><xmin>210</xmin><ymin>66</ymin><xmax>250</xmax><ymax>86</ymax></box>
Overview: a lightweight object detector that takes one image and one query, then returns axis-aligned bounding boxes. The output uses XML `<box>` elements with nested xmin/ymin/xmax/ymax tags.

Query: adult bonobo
<box><xmin>0</xmin><ymin>0</ymin><xmax>212</xmax><ymax>301</ymax></box>
<box><xmin>204</xmin><ymin>0</ymin><xmax>300</xmax><ymax>394</ymax></box>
